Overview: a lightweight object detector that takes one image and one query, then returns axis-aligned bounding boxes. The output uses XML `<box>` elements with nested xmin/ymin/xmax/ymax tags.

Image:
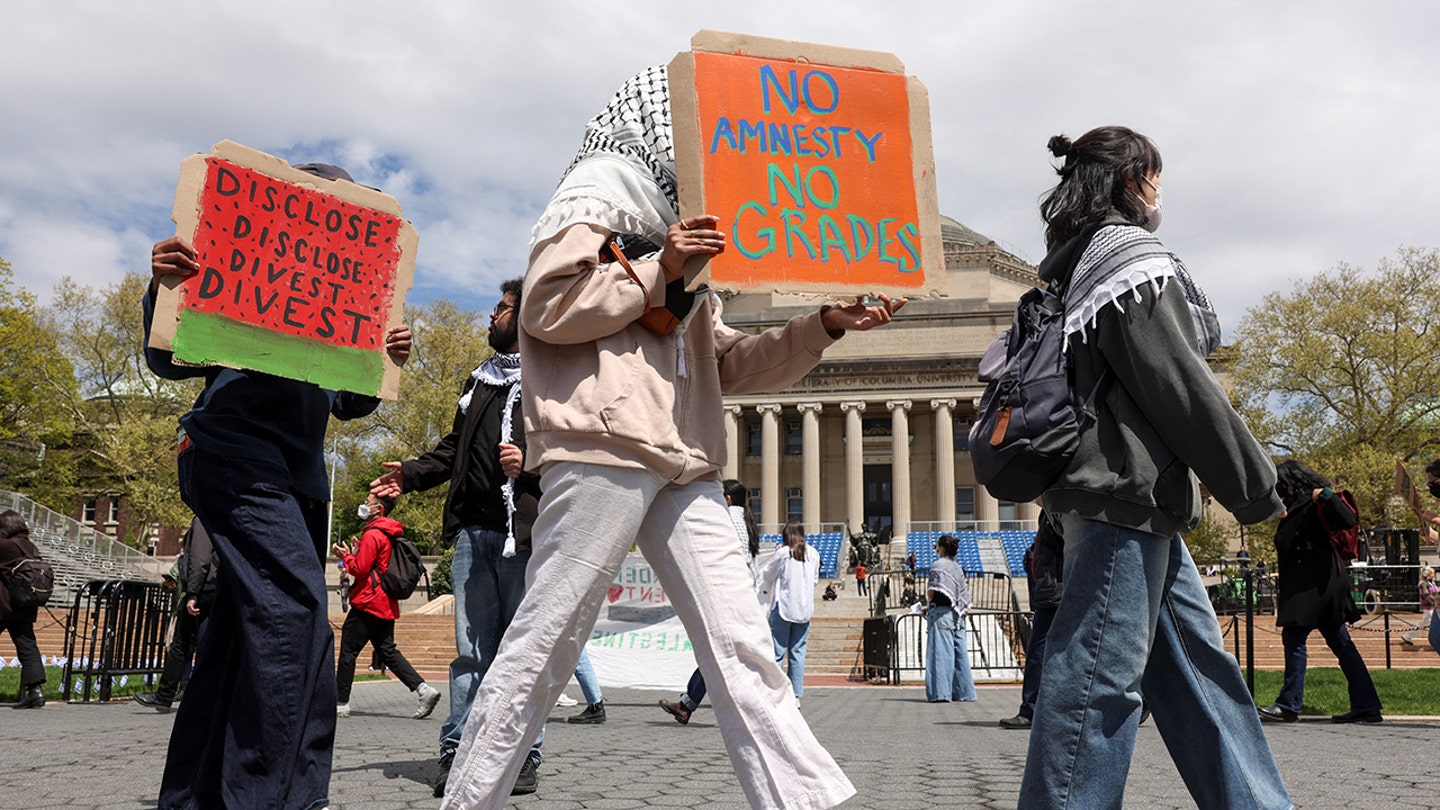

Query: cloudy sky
<box><xmin>2</xmin><ymin>1</ymin><xmax>1435</xmax><ymax>337</ymax></box>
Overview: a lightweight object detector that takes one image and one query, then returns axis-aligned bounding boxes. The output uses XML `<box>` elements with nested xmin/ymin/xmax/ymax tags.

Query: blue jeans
<box><xmin>1019</xmin><ymin>516</ymin><xmax>1291</xmax><ymax>810</ymax></box>
<box><xmin>160</xmin><ymin>447</ymin><xmax>334</xmax><ymax>810</ymax></box>
<box><xmin>1274</xmin><ymin>623</ymin><xmax>1380</xmax><ymax>714</ymax></box>
<box><xmin>573</xmin><ymin>647</ymin><xmax>603</xmax><ymax>705</ymax></box>
<box><xmin>439</xmin><ymin>527</ymin><xmax>535</xmax><ymax>756</ymax></box>
<box><xmin>924</xmin><ymin>605</ymin><xmax>977</xmax><ymax>702</ymax></box>
<box><xmin>1019</xmin><ymin>606</ymin><xmax>1056</xmax><ymax>719</ymax></box>
<box><xmin>769</xmin><ymin>607</ymin><xmax>810</xmax><ymax>697</ymax></box>
<box><xmin>680</xmin><ymin>667</ymin><xmax>707</xmax><ymax>711</ymax></box>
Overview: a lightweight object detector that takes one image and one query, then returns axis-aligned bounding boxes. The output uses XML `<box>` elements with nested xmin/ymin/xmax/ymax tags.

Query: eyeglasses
<box><xmin>492</xmin><ymin>301</ymin><xmax>515</xmax><ymax>317</ymax></box>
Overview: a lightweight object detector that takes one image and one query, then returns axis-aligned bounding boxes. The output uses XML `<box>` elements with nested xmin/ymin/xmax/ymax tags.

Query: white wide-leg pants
<box><xmin>442</xmin><ymin>462</ymin><xmax>855</xmax><ymax>810</ymax></box>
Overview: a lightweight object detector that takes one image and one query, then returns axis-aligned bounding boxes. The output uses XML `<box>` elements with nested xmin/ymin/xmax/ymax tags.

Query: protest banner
<box><xmin>147</xmin><ymin>141</ymin><xmax>417</xmax><ymax>399</ymax></box>
<box><xmin>669</xmin><ymin>30</ymin><xmax>945</xmax><ymax>299</ymax></box>
<box><xmin>584</xmin><ymin>553</ymin><xmax>693</xmax><ymax>690</ymax></box>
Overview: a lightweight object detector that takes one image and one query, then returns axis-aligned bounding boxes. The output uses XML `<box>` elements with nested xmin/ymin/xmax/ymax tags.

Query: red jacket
<box><xmin>343</xmin><ymin>516</ymin><xmax>404</xmax><ymax>620</ymax></box>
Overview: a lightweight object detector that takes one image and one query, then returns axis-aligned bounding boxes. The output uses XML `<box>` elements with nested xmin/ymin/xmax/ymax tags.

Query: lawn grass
<box><xmin>0</xmin><ymin>666</ymin><xmax>389</xmax><ymax>704</ymax></box>
<box><xmin>1249</xmin><ymin>667</ymin><xmax>1440</xmax><ymax>717</ymax></box>
<box><xmin>9</xmin><ymin>662</ymin><xmax>1440</xmax><ymax>713</ymax></box>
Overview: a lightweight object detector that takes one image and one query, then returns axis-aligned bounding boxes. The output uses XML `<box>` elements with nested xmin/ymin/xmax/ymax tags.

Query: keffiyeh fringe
<box><xmin>1060</xmin><ymin>225</ymin><xmax>1221</xmax><ymax>356</ymax></box>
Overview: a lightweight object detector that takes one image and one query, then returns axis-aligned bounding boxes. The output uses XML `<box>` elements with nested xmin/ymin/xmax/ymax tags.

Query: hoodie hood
<box><xmin>366</xmin><ymin>515</ymin><xmax>404</xmax><ymax>538</ymax></box>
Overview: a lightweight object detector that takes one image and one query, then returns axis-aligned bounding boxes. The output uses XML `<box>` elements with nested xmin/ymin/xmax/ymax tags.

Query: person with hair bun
<box><xmin>1018</xmin><ymin>127</ymin><xmax>1291</xmax><ymax>808</ymax></box>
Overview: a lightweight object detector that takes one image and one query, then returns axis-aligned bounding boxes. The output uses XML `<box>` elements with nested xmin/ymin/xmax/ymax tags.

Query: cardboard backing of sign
<box><xmin>148</xmin><ymin>141</ymin><xmax>416</xmax><ymax>399</ymax></box>
<box><xmin>669</xmin><ymin>30</ymin><xmax>945</xmax><ymax>300</ymax></box>
<box><xmin>1397</xmin><ymin>459</ymin><xmax>1425</xmax><ymax>517</ymax></box>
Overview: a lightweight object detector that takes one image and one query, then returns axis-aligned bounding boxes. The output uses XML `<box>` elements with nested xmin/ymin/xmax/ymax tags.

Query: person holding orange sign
<box><xmin>441</xmin><ymin>65</ymin><xmax>903</xmax><ymax>810</ymax></box>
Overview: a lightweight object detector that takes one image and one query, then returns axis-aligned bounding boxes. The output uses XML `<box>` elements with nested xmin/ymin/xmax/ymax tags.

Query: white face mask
<box><xmin>356</xmin><ymin>504</ymin><xmax>371</xmax><ymax>520</ymax></box>
<box><xmin>1140</xmin><ymin>178</ymin><xmax>1163</xmax><ymax>233</ymax></box>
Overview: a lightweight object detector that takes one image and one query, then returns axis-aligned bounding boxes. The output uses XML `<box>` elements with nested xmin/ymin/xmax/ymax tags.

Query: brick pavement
<box><xmin>5</xmin><ymin>681</ymin><xmax>1440</xmax><ymax>808</ymax></box>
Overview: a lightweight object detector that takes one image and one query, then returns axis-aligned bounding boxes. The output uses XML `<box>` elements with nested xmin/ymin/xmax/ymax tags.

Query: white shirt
<box><xmin>759</xmin><ymin>544</ymin><xmax>820</xmax><ymax>623</ymax></box>
<box><xmin>729</xmin><ymin>505</ymin><xmax>761</xmax><ymax>590</ymax></box>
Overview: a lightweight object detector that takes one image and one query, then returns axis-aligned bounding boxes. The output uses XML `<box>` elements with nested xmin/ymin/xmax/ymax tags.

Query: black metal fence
<box><xmin>61</xmin><ymin>579</ymin><xmax>172</xmax><ymax>702</ymax></box>
<box><xmin>862</xmin><ymin>570</ymin><xmax>1029</xmax><ymax>684</ymax></box>
<box><xmin>1211</xmin><ymin>529</ymin><xmax>1431</xmax><ymax>694</ymax></box>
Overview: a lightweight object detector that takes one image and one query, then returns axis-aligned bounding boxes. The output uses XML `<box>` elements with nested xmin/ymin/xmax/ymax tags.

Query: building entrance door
<box><xmin>863</xmin><ymin>464</ymin><xmax>892</xmax><ymax>533</ymax></box>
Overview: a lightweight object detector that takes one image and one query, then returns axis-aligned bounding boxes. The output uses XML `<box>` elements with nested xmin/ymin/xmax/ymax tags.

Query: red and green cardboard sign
<box><xmin>148</xmin><ymin>141</ymin><xmax>417</xmax><ymax>399</ymax></box>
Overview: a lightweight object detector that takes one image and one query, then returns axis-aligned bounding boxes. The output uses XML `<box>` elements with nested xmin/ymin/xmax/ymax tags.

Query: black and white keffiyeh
<box><xmin>531</xmin><ymin>65</ymin><xmax>680</xmax><ymax>248</ymax></box>
<box><xmin>460</xmin><ymin>353</ymin><xmax>525</xmax><ymax>557</ymax></box>
<box><xmin>1061</xmin><ymin>225</ymin><xmax>1221</xmax><ymax>356</ymax></box>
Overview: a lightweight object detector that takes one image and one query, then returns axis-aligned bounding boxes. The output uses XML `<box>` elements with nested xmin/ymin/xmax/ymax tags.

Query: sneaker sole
<box><xmin>415</xmin><ymin>691</ymin><xmax>441</xmax><ymax>720</ymax></box>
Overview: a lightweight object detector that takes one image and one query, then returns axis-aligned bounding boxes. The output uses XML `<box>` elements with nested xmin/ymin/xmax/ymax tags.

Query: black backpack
<box><xmin>7</xmin><ymin>555</ymin><xmax>56</xmax><ymax>609</ymax></box>
<box><xmin>968</xmin><ymin>286</ymin><xmax>1105</xmax><ymax>502</ymax></box>
<box><xmin>376</xmin><ymin>534</ymin><xmax>424</xmax><ymax>600</ymax></box>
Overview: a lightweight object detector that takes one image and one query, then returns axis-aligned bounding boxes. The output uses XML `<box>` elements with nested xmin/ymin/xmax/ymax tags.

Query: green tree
<box><xmin>40</xmin><ymin>273</ymin><xmax>203</xmax><ymax>541</ymax></box>
<box><xmin>1230</xmin><ymin>247</ymin><xmax>1440</xmax><ymax>527</ymax></box>
<box><xmin>0</xmin><ymin>259</ymin><xmax>77</xmax><ymax>446</ymax></box>
<box><xmin>327</xmin><ymin>298</ymin><xmax>490</xmax><ymax>553</ymax></box>
<box><xmin>1183</xmin><ymin>509</ymin><xmax>1237</xmax><ymax>567</ymax></box>
<box><xmin>0</xmin><ymin>259</ymin><xmax>79</xmax><ymax>492</ymax></box>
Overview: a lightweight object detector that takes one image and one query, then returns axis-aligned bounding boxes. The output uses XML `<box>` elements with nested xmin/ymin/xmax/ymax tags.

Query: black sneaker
<box><xmin>1331</xmin><ymin>708</ymin><xmax>1383</xmax><ymax>724</ymax></box>
<box><xmin>132</xmin><ymin>692</ymin><xmax>173</xmax><ymax>713</ymax></box>
<box><xmin>567</xmin><ymin>700</ymin><xmax>606</xmax><ymax>724</ymax></box>
<box><xmin>432</xmin><ymin>748</ymin><xmax>455</xmax><ymax>798</ymax></box>
<box><xmin>997</xmin><ymin>714</ymin><xmax>1032</xmax><ymax>729</ymax></box>
<box><xmin>511</xmin><ymin>752</ymin><xmax>540</xmax><ymax>795</ymax></box>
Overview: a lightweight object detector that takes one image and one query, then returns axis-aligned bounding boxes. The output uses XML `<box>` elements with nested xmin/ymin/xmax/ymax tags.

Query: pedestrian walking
<box><xmin>1259</xmin><ymin>459</ymin><xmax>1382</xmax><ymax>724</ymax></box>
<box><xmin>1017</xmin><ymin>126</ymin><xmax>1290</xmax><ymax>809</ymax></box>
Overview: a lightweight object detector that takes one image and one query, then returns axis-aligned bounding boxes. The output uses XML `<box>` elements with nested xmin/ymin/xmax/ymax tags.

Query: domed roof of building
<box><xmin>939</xmin><ymin>215</ymin><xmax>994</xmax><ymax>248</ymax></box>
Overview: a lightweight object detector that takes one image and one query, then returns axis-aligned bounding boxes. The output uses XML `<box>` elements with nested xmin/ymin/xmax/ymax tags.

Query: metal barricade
<box><xmin>888</xmin><ymin>604</ymin><xmax>1031</xmax><ymax>684</ymax></box>
<box><xmin>61</xmin><ymin>579</ymin><xmax>172</xmax><ymax>702</ymax></box>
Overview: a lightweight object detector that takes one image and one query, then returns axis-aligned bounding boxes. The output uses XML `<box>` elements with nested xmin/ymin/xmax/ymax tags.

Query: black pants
<box><xmin>335</xmin><ymin>608</ymin><xmax>422</xmax><ymax>702</ymax></box>
<box><xmin>156</xmin><ymin>605</ymin><xmax>206</xmax><ymax>703</ymax></box>
<box><xmin>1</xmin><ymin>619</ymin><xmax>44</xmax><ymax>688</ymax></box>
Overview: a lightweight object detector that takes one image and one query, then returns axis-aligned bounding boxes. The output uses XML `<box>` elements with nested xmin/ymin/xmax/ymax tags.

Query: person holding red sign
<box><xmin>143</xmin><ymin>162</ymin><xmax>413</xmax><ymax>810</ymax></box>
<box><xmin>441</xmin><ymin>66</ymin><xmax>902</xmax><ymax>810</ymax></box>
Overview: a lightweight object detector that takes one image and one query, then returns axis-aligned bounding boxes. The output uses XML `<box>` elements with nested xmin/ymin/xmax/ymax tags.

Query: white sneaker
<box><xmin>555</xmin><ymin>692</ymin><xmax>578</xmax><ymax>707</ymax></box>
<box><xmin>336</xmin><ymin>702</ymin><xmax>350</xmax><ymax>719</ymax></box>
<box><xmin>414</xmin><ymin>683</ymin><xmax>442</xmax><ymax>719</ymax></box>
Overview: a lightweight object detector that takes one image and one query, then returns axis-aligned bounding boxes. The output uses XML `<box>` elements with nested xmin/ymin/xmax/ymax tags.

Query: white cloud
<box><xmin>1</xmin><ymin>0</ymin><xmax>1436</xmax><ymax>335</ymax></box>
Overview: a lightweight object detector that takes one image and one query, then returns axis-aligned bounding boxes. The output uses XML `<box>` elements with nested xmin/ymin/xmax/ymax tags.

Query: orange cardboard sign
<box><xmin>670</xmin><ymin>31</ymin><xmax>944</xmax><ymax>298</ymax></box>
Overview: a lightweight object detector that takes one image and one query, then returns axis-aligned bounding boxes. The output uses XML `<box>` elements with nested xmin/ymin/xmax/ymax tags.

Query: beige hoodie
<box><xmin>520</xmin><ymin>223</ymin><xmax>838</xmax><ymax>485</ymax></box>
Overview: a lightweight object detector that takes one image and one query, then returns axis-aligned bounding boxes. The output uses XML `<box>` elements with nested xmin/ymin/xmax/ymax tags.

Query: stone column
<box><xmin>1018</xmin><ymin>499</ymin><xmax>1042</xmax><ymax>528</ymax></box>
<box><xmin>757</xmin><ymin>403</ymin><xmax>782</xmax><ymax>529</ymax></box>
<box><xmin>931</xmin><ymin>398</ymin><xmax>958</xmax><ymax>531</ymax></box>
<box><xmin>970</xmin><ymin>395</ymin><xmax>998</xmax><ymax>531</ymax></box>
<box><xmin>797</xmin><ymin>402</ymin><xmax>823</xmax><ymax>528</ymax></box>
<box><xmin>975</xmin><ymin>485</ymin><xmax>1000</xmax><ymax>531</ymax></box>
<box><xmin>840</xmin><ymin>401</ymin><xmax>867</xmax><ymax>534</ymax></box>
<box><xmin>722</xmin><ymin>404</ymin><xmax>742</xmax><ymax>482</ymax></box>
<box><xmin>887</xmin><ymin>399</ymin><xmax>913</xmax><ymax>545</ymax></box>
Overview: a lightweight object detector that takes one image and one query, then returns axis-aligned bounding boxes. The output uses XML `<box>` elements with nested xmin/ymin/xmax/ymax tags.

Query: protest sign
<box><xmin>669</xmin><ymin>30</ymin><xmax>945</xmax><ymax>299</ymax></box>
<box><xmin>1397</xmin><ymin>459</ymin><xmax>1425</xmax><ymax>517</ymax></box>
<box><xmin>148</xmin><ymin>141</ymin><xmax>417</xmax><ymax>399</ymax></box>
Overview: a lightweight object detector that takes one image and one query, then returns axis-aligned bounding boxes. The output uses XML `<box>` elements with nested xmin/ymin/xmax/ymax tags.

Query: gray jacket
<box><xmin>1037</xmin><ymin>222</ymin><xmax>1283</xmax><ymax>536</ymax></box>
